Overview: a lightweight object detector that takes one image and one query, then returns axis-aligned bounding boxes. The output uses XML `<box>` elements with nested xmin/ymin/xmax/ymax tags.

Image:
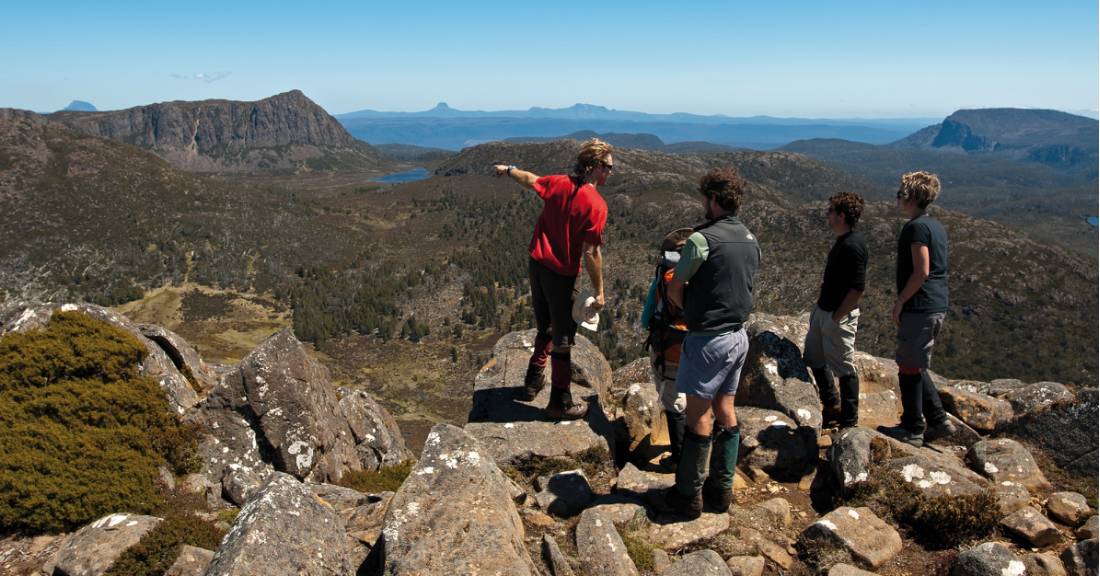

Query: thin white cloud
<box><xmin>171</xmin><ymin>71</ymin><xmax>231</xmax><ymax>83</ymax></box>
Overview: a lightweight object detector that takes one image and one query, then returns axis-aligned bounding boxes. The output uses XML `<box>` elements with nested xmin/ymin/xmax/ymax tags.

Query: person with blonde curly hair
<box><xmin>492</xmin><ymin>138</ymin><xmax>612</xmax><ymax>420</ymax></box>
<box><xmin>804</xmin><ymin>191</ymin><xmax>867</xmax><ymax>430</ymax></box>
<box><xmin>880</xmin><ymin>171</ymin><xmax>957</xmax><ymax>447</ymax></box>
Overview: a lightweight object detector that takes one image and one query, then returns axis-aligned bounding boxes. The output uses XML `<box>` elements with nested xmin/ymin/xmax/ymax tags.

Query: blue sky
<box><xmin>2</xmin><ymin>0</ymin><xmax>1096</xmax><ymax>118</ymax></box>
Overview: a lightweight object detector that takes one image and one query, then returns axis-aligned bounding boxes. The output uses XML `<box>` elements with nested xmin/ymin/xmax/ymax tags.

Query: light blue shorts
<box><xmin>675</xmin><ymin>329</ymin><xmax>749</xmax><ymax>399</ymax></box>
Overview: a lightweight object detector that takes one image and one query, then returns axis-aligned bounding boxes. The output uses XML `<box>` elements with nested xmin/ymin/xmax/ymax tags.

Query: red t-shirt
<box><xmin>529</xmin><ymin>174</ymin><xmax>608</xmax><ymax>276</ymax></box>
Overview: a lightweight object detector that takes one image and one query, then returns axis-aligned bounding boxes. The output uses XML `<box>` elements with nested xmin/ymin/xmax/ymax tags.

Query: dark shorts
<box><xmin>895</xmin><ymin>311</ymin><xmax>946</xmax><ymax>370</ymax></box>
<box><xmin>529</xmin><ymin>258</ymin><xmax>578</xmax><ymax>347</ymax></box>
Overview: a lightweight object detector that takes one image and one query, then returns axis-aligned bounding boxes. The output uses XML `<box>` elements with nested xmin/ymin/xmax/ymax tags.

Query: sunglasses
<box><xmin>599</xmin><ymin>161</ymin><xmax>615</xmax><ymax>172</ymax></box>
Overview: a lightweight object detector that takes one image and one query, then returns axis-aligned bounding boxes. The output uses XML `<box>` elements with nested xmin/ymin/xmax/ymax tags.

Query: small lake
<box><xmin>1088</xmin><ymin>216</ymin><xmax>1098</xmax><ymax>227</ymax></box>
<box><xmin>371</xmin><ymin>167</ymin><xmax>431</xmax><ymax>184</ymax></box>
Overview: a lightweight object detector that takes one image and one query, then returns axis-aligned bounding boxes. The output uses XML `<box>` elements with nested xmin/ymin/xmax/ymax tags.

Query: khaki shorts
<box><xmin>803</xmin><ymin>305</ymin><xmax>859</xmax><ymax>378</ymax></box>
<box><xmin>895</xmin><ymin>311</ymin><xmax>946</xmax><ymax>370</ymax></box>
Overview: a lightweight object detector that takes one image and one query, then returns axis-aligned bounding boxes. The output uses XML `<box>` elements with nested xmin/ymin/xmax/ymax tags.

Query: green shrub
<box><xmin>335</xmin><ymin>461</ymin><xmax>414</xmax><ymax>493</ymax></box>
<box><xmin>103</xmin><ymin>511</ymin><xmax>225</xmax><ymax>576</ymax></box>
<box><xmin>0</xmin><ymin>311</ymin><xmax>200</xmax><ymax>535</ymax></box>
<box><xmin>847</xmin><ymin>463</ymin><xmax>998</xmax><ymax>549</ymax></box>
<box><xmin>620</xmin><ymin>516</ymin><xmax>655</xmax><ymax>572</ymax></box>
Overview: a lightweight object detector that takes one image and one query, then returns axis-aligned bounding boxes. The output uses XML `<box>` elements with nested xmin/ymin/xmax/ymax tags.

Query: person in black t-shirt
<box><xmin>803</xmin><ymin>192</ymin><xmax>867</xmax><ymax>429</ymax></box>
<box><xmin>879</xmin><ymin>171</ymin><xmax>957</xmax><ymax>447</ymax></box>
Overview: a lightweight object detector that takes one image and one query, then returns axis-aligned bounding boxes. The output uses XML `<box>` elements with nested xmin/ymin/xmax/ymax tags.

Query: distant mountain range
<box><xmin>46</xmin><ymin>90</ymin><xmax>388</xmax><ymax>173</ymax></box>
<box><xmin>335</xmin><ymin>103</ymin><xmax>937</xmax><ymax>150</ymax></box>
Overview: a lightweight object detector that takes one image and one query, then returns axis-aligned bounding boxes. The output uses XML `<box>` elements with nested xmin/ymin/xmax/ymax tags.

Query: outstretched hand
<box><xmin>492</xmin><ymin>164</ymin><xmax>510</xmax><ymax>177</ymax></box>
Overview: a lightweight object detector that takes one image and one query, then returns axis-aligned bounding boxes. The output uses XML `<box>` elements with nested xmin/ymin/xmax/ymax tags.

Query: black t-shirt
<box><xmin>816</xmin><ymin>230</ymin><xmax>868</xmax><ymax>312</ymax></box>
<box><xmin>896</xmin><ymin>214</ymin><xmax>949</xmax><ymax>313</ymax></box>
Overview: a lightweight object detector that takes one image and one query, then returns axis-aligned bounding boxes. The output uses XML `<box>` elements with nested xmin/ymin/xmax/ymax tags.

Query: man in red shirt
<box><xmin>493</xmin><ymin>138</ymin><xmax>611</xmax><ymax>419</ymax></box>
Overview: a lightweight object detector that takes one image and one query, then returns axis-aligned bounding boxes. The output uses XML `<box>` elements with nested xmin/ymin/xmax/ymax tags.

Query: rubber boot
<box><xmin>546</xmin><ymin>387</ymin><xmax>588</xmax><ymax>421</ymax></box>
<box><xmin>659</xmin><ymin>410</ymin><xmax>686</xmax><ymax>472</ymax></box>
<box><xmin>663</xmin><ymin>430</ymin><xmax>709</xmax><ymax>519</ymax></box>
<box><xmin>703</xmin><ymin>424</ymin><xmax>741</xmax><ymax>513</ymax></box>
<box><xmin>812</xmin><ymin>366</ymin><xmax>841</xmax><ymax>427</ymax></box>
<box><xmin>837</xmin><ymin>373</ymin><xmax>860</xmax><ymax>428</ymax></box>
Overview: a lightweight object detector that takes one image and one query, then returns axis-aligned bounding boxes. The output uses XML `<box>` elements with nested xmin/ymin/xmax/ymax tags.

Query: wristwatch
<box><xmin>507</xmin><ymin>165</ymin><xmax>516</xmax><ymax>175</ymax></box>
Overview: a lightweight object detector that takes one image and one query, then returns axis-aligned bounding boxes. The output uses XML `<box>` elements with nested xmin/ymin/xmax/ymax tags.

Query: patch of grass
<box><xmin>0</xmin><ymin>311</ymin><xmax>201</xmax><ymax>535</ymax></box>
<box><xmin>216</xmin><ymin>508</ymin><xmax>240</xmax><ymax>525</ymax></box>
<box><xmin>847</xmin><ymin>464</ymin><xmax>998</xmax><ymax>549</ymax></box>
<box><xmin>335</xmin><ymin>461</ymin><xmax>414</xmax><ymax>493</ymax></box>
<box><xmin>795</xmin><ymin>538</ymin><xmax>854</xmax><ymax>573</ymax></box>
<box><xmin>620</xmin><ymin>516</ymin><xmax>655</xmax><ymax>573</ymax></box>
<box><xmin>102</xmin><ymin>511</ymin><xmax>225</xmax><ymax>576</ymax></box>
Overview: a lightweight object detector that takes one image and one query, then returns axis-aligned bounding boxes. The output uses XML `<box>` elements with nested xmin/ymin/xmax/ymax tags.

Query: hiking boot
<box><xmin>702</xmin><ymin>424</ymin><xmax>740</xmax><ymax>513</ymax></box>
<box><xmin>702</xmin><ymin>483</ymin><xmax>733</xmax><ymax>514</ymax></box>
<box><xmin>821</xmin><ymin>403</ymin><xmax>842</xmax><ymax>429</ymax></box>
<box><xmin>878</xmin><ymin>424</ymin><xmax>924</xmax><ymax>448</ymax></box>
<box><xmin>648</xmin><ymin>487</ymin><xmax>702</xmax><ymax>519</ymax></box>
<box><xmin>546</xmin><ymin>387</ymin><xmax>588</xmax><ymax>420</ymax></box>
<box><xmin>521</xmin><ymin>364</ymin><xmax>546</xmax><ymax>401</ymax></box>
<box><xmin>923</xmin><ymin>418</ymin><xmax>958</xmax><ymax>444</ymax></box>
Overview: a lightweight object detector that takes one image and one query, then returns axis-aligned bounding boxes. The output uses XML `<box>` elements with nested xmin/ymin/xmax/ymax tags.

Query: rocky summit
<box><xmin>1</xmin><ymin>305</ymin><xmax>1096</xmax><ymax>576</ymax></box>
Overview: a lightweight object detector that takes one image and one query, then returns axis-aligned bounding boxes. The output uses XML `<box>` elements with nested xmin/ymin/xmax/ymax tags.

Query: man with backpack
<box><xmin>641</xmin><ymin>228</ymin><xmax>693</xmax><ymax>471</ymax></box>
<box><xmin>658</xmin><ymin>168</ymin><xmax>760</xmax><ymax>518</ymax></box>
<box><xmin>803</xmin><ymin>192</ymin><xmax>868</xmax><ymax>430</ymax></box>
<box><xmin>493</xmin><ymin>138</ymin><xmax>612</xmax><ymax>420</ymax></box>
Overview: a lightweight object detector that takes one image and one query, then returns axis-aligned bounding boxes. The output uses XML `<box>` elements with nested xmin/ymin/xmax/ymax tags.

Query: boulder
<box><xmin>237</xmin><ymin>329</ymin><xmax>361</xmax><ymax>482</ymax></box>
<box><xmin>647</xmin><ymin>512</ymin><xmax>730</xmax><ymax>549</ymax></box>
<box><xmin>186</xmin><ymin>403</ymin><xmax>272</xmax><ymax>496</ymax></box>
<box><xmin>828</xmin><ymin>564</ymin><xmax>879</xmax><ymax>576</ymax></box>
<box><xmin>999</xmin><ymin>506</ymin><xmax>1063</xmax><ymax>547</ymax></box>
<box><xmin>726</xmin><ymin>556</ymin><xmax>766</xmax><ymax>576</ymax></box>
<box><xmin>967</xmin><ymin>438</ymin><xmax>1051</xmax><ymax>492</ymax></box>
<box><xmin>53</xmin><ymin>513</ymin><xmax>163</xmax><ymax>576</ymax></box>
<box><xmin>575</xmin><ymin>508</ymin><xmax>638</xmax><ymax>576</ymax></box>
<box><xmin>611</xmin><ymin>357</ymin><xmax>653</xmax><ymax>392</ymax></box>
<box><xmin>164</xmin><ymin>545</ymin><xmax>214</xmax><ymax>576</ymax></box>
<box><xmin>1011</xmin><ymin>388</ymin><xmax>1098</xmax><ymax>478</ymax></box>
<box><xmin>379</xmin><ymin>424</ymin><xmax>535</xmax><ymax>575</ymax></box>
<box><xmin>205</xmin><ymin>473</ymin><xmax>352</xmax><ymax>576</ymax></box>
<box><xmin>987</xmin><ymin>379</ymin><xmax>1029</xmax><ymax>397</ymax></box>
<box><xmin>466</xmin><ymin>331</ymin><xmax>614</xmax><ymax>465</ymax></box>
<box><xmin>1060</xmin><ymin>539</ymin><xmax>1098</xmax><ymax>576</ymax></box>
<box><xmin>1047</xmin><ymin>492</ymin><xmax>1092</xmax><ymax>527</ymax></box>
<box><xmin>1023</xmin><ymin>553</ymin><xmax>1068</xmax><ymax>576</ymax></box>
<box><xmin>620</xmin><ymin>381</ymin><xmax>661</xmax><ymax>452</ymax></box>
<box><xmin>798</xmin><ymin>506</ymin><xmax>902</xmax><ymax>569</ymax></box>
<box><xmin>138</xmin><ymin>323</ymin><xmax>219</xmax><ymax>393</ymax></box>
<box><xmin>885</xmin><ymin>455</ymin><xmax>986</xmax><ymax>498</ymax></box>
<box><xmin>337</xmin><ymin>387</ymin><xmax>412</xmax><ymax>470</ymax></box>
<box><xmin>939</xmin><ymin>385</ymin><xmax>1014</xmax><ymax>432</ymax></box>
<box><xmin>614</xmin><ymin>462</ymin><xmax>672</xmax><ymax>496</ymax></box>
<box><xmin>951</xmin><ymin>542</ymin><xmax>1026</xmax><ymax>576</ymax></box>
<box><xmin>754</xmin><ymin>497</ymin><xmax>792</xmax><ymax>528</ymax></box>
<box><xmin>737</xmin><ymin>316</ymin><xmax>823</xmax><ymax>430</ymax></box>
<box><xmin>584</xmin><ymin>496</ymin><xmax>647</xmax><ymax>524</ymax></box>
<box><xmin>738</xmin><ymin>406</ymin><xmax>817</xmax><ymax>480</ymax></box>
<box><xmin>1</xmin><ymin>303</ymin><xmax>198</xmax><ymax>414</ymax></box>
<box><xmin>534</xmin><ymin>470</ymin><xmax>594</xmax><ymax>518</ymax></box>
<box><xmin>542</xmin><ymin>534</ymin><xmax>576</xmax><ymax>576</ymax></box>
<box><xmin>343</xmin><ymin>492</ymin><xmax>393</xmax><ymax>547</ymax></box>
<box><xmin>221</xmin><ymin>465</ymin><xmax>270</xmax><ymax>506</ymax></box>
<box><xmin>663</xmin><ymin>550</ymin><xmax>732</xmax><ymax>576</ymax></box>
<box><xmin>1003</xmin><ymin>382</ymin><xmax>1075</xmax><ymax>417</ymax></box>
<box><xmin>1077</xmin><ymin>516</ymin><xmax>1099</xmax><ymax>540</ymax></box>
<box><xmin>829</xmin><ymin>427</ymin><xmax>880</xmax><ymax>491</ymax></box>
<box><xmin>992</xmin><ymin>481</ymin><xmax>1033</xmax><ymax>517</ymax></box>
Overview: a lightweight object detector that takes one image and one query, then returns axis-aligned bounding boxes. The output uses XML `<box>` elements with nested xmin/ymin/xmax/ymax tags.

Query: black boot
<box><xmin>703</xmin><ymin>424</ymin><xmax>741</xmax><ymax>513</ymax></box>
<box><xmin>837</xmin><ymin>373</ymin><xmax>860</xmax><ymax>428</ymax></box>
<box><xmin>663</xmin><ymin>430</ymin><xmax>709</xmax><ymax>519</ymax></box>
<box><xmin>546</xmin><ymin>387</ymin><xmax>588</xmax><ymax>420</ymax></box>
<box><xmin>812</xmin><ymin>366</ymin><xmax>841</xmax><ymax>427</ymax></box>
<box><xmin>521</xmin><ymin>363</ymin><xmax>546</xmax><ymax>401</ymax></box>
<box><xmin>659</xmin><ymin>410</ymin><xmax>686</xmax><ymax>472</ymax></box>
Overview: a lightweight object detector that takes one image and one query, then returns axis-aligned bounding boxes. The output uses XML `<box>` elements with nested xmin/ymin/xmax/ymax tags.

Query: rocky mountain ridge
<box><xmin>47</xmin><ymin>90</ymin><xmax>388</xmax><ymax>173</ymax></box>
<box><xmin>0</xmin><ymin>305</ymin><xmax>1095</xmax><ymax>575</ymax></box>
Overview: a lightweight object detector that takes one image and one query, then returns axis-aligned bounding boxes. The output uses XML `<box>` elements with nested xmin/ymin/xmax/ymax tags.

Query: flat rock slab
<box><xmin>737</xmin><ymin>316</ymin><xmax>822</xmax><ymax>430</ymax></box>
<box><xmin>542</xmin><ymin>534</ymin><xmax>576</xmax><ymax>576</ymax></box>
<box><xmin>1047</xmin><ymin>492</ymin><xmax>1092</xmax><ymax>527</ymax></box>
<box><xmin>647</xmin><ymin>512</ymin><xmax>730</xmax><ymax>549</ymax></box>
<box><xmin>1000</xmin><ymin>507</ymin><xmax>1063</xmax><ymax>548</ymax></box>
<box><xmin>738</xmin><ymin>406</ymin><xmax>817</xmax><ymax>481</ymax></box>
<box><xmin>992</xmin><ymin>481</ymin><xmax>1033</xmax><ymax>517</ymax></box>
<box><xmin>380</xmin><ymin>424</ymin><xmax>535</xmax><ymax>576</ymax></box>
<box><xmin>1004</xmin><ymin>382</ymin><xmax>1074</xmax><ymax>417</ymax></box>
<box><xmin>205</xmin><ymin>473</ymin><xmax>352</xmax><ymax>576</ymax></box>
<box><xmin>663</xmin><ymin>550</ymin><xmax>732</xmax><ymax>576</ymax></box>
<box><xmin>939</xmin><ymin>385</ymin><xmax>1014</xmax><ymax>433</ymax></box>
<box><xmin>726</xmin><ymin>555</ymin><xmax>766</xmax><ymax>576</ymax></box>
<box><xmin>53</xmin><ymin>513</ymin><xmax>163</xmax><ymax>576</ymax></box>
<box><xmin>164</xmin><ymin>545</ymin><xmax>214</xmax><ymax>576</ymax></box>
<box><xmin>615</xmin><ymin>462</ymin><xmax>673</xmax><ymax>496</ymax></box>
<box><xmin>798</xmin><ymin>506</ymin><xmax>902</xmax><ymax>569</ymax></box>
<box><xmin>575</xmin><ymin>508</ymin><xmax>638</xmax><ymax>576</ymax></box>
<box><xmin>535</xmin><ymin>470</ymin><xmax>594</xmax><ymax>518</ymax></box>
<box><xmin>967</xmin><ymin>438</ymin><xmax>1051</xmax><ymax>492</ymax></box>
<box><xmin>886</xmin><ymin>455</ymin><xmax>986</xmax><ymax>498</ymax></box>
<box><xmin>1011</xmin><ymin>388</ymin><xmax>1098</xmax><ymax>478</ymax></box>
<box><xmin>952</xmin><ymin>542</ymin><xmax>1026</xmax><ymax>576</ymax></box>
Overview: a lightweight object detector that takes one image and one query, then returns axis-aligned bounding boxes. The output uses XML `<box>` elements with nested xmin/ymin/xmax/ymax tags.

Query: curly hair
<box><xmin>898</xmin><ymin>171</ymin><xmax>941</xmax><ymax>209</ymax></box>
<box><xmin>698</xmin><ymin>168</ymin><xmax>748</xmax><ymax>214</ymax></box>
<box><xmin>829</xmin><ymin>192</ymin><xmax>865</xmax><ymax>227</ymax></box>
<box><xmin>572</xmin><ymin>138</ymin><xmax>614</xmax><ymax>178</ymax></box>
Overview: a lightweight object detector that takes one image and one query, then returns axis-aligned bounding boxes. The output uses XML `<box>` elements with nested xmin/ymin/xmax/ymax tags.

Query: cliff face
<box><xmin>49</xmin><ymin>90</ymin><xmax>388</xmax><ymax>173</ymax></box>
